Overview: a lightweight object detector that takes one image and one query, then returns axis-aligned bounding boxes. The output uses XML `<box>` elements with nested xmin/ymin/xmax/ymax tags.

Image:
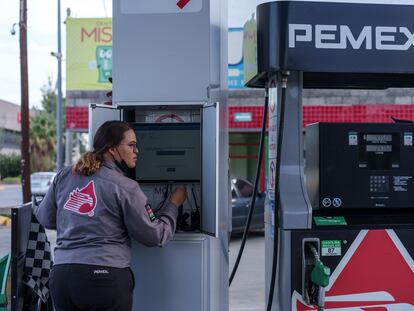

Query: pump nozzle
<box><xmin>311</xmin><ymin>261</ymin><xmax>330</xmax><ymax>288</ymax></box>
<box><xmin>308</xmin><ymin>245</ymin><xmax>331</xmax><ymax>311</ymax></box>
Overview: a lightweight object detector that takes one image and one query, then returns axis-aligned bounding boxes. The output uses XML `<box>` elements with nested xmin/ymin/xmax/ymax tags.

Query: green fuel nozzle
<box><xmin>307</xmin><ymin>244</ymin><xmax>331</xmax><ymax>311</ymax></box>
<box><xmin>311</xmin><ymin>260</ymin><xmax>331</xmax><ymax>288</ymax></box>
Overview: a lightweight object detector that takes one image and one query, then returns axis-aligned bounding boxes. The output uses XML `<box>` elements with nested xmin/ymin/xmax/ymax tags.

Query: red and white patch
<box><xmin>63</xmin><ymin>180</ymin><xmax>97</xmax><ymax>217</ymax></box>
<box><xmin>292</xmin><ymin>229</ymin><xmax>414</xmax><ymax>310</ymax></box>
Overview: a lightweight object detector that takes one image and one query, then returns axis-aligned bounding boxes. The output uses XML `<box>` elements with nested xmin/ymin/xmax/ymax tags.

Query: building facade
<box><xmin>0</xmin><ymin>99</ymin><xmax>21</xmax><ymax>155</ymax></box>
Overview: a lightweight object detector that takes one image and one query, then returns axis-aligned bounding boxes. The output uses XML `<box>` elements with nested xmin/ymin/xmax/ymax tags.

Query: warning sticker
<box><xmin>321</xmin><ymin>240</ymin><xmax>342</xmax><ymax>257</ymax></box>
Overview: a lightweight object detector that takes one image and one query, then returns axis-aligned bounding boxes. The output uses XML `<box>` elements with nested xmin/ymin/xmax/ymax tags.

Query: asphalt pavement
<box><xmin>0</xmin><ymin>225</ymin><xmax>265</xmax><ymax>311</ymax></box>
<box><xmin>0</xmin><ymin>183</ymin><xmax>265</xmax><ymax>310</ymax></box>
<box><xmin>0</xmin><ymin>183</ymin><xmax>22</xmax><ymax>211</ymax></box>
<box><xmin>229</xmin><ymin>232</ymin><xmax>265</xmax><ymax>311</ymax></box>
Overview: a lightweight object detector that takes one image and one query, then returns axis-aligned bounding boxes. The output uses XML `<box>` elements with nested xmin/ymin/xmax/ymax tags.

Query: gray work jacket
<box><xmin>35</xmin><ymin>160</ymin><xmax>178</xmax><ymax>268</ymax></box>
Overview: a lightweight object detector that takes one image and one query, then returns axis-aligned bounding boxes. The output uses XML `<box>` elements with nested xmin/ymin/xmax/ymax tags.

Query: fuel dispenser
<box><xmin>246</xmin><ymin>1</ymin><xmax>414</xmax><ymax>310</ymax></box>
<box><xmin>89</xmin><ymin>0</ymin><xmax>229</xmax><ymax>310</ymax></box>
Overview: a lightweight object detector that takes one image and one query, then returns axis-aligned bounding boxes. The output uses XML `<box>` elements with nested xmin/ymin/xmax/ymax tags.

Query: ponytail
<box><xmin>73</xmin><ymin>121</ymin><xmax>133</xmax><ymax>176</ymax></box>
<box><xmin>73</xmin><ymin>151</ymin><xmax>104</xmax><ymax>176</ymax></box>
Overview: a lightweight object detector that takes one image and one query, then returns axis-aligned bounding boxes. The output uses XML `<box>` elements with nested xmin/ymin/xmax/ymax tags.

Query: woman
<box><xmin>35</xmin><ymin>120</ymin><xmax>186</xmax><ymax>311</ymax></box>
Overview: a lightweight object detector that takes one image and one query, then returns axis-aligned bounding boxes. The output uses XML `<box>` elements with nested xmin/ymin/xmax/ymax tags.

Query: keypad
<box><xmin>369</xmin><ymin>175</ymin><xmax>389</xmax><ymax>193</ymax></box>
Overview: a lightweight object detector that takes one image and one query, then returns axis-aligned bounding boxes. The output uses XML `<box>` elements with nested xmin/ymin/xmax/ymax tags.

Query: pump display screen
<box><xmin>365</xmin><ymin>134</ymin><xmax>392</xmax><ymax>142</ymax></box>
<box><xmin>366</xmin><ymin>145</ymin><xmax>392</xmax><ymax>152</ymax></box>
<box><xmin>305</xmin><ymin>123</ymin><xmax>414</xmax><ymax>209</ymax></box>
<box><xmin>134</xmin><ymin>123</ymin><xmax>201</xmax><ymax>182</ymax></box>
<box><xmin>358</xmin><ymin>133</ymin><xmax>400</xmax><ymax>170</ymax></box>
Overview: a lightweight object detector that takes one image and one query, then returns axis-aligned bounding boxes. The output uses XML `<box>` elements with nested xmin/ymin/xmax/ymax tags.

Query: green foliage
<box><xmin>2</xmin><ymin>176</ymin><xmax>20</xmax><ymax>184</ymax></box>
<box><xmin>40</xmin><ymin>78</ymin><xmax>57</xmax><ymax>116</ymax></box>
<box><xmin>30</xmin><ymin>77</ymin><xmax>65</xmax><ymax>171</ymax></box>
<box><xmin>0</xmin><ymin>154</ymin><xmax>21</xmax><ymax>180</ymax></box>
<box><xmin>30</xmin><ymin>109</ymin><xmax>56</xmax><ymax>171</ymax></box>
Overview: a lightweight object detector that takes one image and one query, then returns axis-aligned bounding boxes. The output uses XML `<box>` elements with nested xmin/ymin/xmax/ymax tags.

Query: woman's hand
<box><xmin>170</xmin><ymin>186</ymin><xmax>187</xmax><ymax>207</ymax></box>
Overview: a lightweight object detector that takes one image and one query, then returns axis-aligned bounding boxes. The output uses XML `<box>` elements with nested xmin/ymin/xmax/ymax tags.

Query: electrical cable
<box><xmin>266</xmin><ymin>72</ymin><xmax>289</xmax><ymax>311</ymax></box>
<box><xmin>229</xmin><ymin>87</ymin><xmax>269</xmax><ymax>286</ymax></box>
<box><xmin>191</xmin><ymin>186</ymin><xmax>200</xmax><ymax>212</ymax></box>
<box><xmin>156</xmin><ymin>184</ymin><xmax>170</xmax><ymax>212</ymax></box>
<box><xmin>190</xmin><ymin>185</ymin><xmax>201</xmax><ymax>231</ymax></box>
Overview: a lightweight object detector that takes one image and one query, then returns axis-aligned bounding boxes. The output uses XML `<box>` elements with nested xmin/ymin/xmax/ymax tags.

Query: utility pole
<box><xmin>56</xmin><ymin>0</ymin><xmax>63</xmax><ymax>170</ymax></box>
<box><xmin>19</xmin><ymin>0</ymin><xmax>31</xmax><ymax>203</ymax></box>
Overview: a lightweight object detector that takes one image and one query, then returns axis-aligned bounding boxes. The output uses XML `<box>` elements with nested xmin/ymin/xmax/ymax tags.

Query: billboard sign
<box><xmin>228</xmin><ymin>28</ymin><xmax>245</xmax><ymax>89</ymax></box>
<box><xmin>66</xmin><ymin>18</ymin><xmax>246</xmax><ymax>91</ymax></box>
<box><xmin>66</xmin><ymin>18</ymin><xmax>112</xmax><ymax>91</ymax></box>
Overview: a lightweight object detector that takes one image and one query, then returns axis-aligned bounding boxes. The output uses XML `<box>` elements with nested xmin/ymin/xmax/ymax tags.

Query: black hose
<box><xmin>191</xmin><ymin>187</ymin><xmax>200</xmax><ymax>212</ymax></box>
<box><xmin>266</xmin><ymin>73</ymin><xmax>289</xmax><ymax>311</ymax></box>
<box><xmin>229</xmin><ymin>88</ymin><xmax>269</xmax><ymax>286</ymax></box>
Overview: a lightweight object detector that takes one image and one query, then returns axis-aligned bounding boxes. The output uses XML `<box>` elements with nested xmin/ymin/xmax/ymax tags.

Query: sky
<box><xmin>0</xmin><ymin>0</ymin><xmax>266</xmax><ymax>109</ymax></box>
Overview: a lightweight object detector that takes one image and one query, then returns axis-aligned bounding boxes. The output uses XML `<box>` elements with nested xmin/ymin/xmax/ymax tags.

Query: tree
<box><xmin>40</xmin><ymin>78</ymin><xmax>57</xmax><ymax>116</ymax></box>
<box><xmin>30</xmin><ymin>78</ymin><xmax>64</xmax><ymax>171</ymax></box>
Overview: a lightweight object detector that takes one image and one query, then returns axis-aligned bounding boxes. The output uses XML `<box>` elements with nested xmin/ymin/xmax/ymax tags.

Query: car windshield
<box><xmin>234</xmin><ymin>179</ymin><xmax>253</xmax><ymax>198</ymax></box>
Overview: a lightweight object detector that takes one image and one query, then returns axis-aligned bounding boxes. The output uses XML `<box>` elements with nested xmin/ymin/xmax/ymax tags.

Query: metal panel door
<box><xmin>202</xmin><ymin>103</ymin><xmax>217</xmax><ymax>236</ymax></box>
<box><xmin>88</xmin><ymin>104</ymin><xmax>121</xmax><ymax>148</ymax></box>
<box><xmin>131</xmin><ymin>235</ymin><xmax>208</xmax><ymax>311</ymax></box>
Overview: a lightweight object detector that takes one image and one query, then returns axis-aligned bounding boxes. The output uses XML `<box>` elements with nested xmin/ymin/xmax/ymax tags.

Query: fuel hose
<box><xmin>266</xmin><ymin>72</ymin><xmax>289</xmax><ymax>311</ymax></box>
<box><xmin>229</xmin><ymin>87</ymin><xmax>269</xmax><ymax>286</ymax></box>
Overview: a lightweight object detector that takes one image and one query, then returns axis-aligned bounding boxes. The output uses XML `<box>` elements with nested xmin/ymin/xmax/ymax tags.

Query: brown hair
<box><xmin>73</xmin><ymin>121</ymin><xmax>133</xmax><ymax>176</ymax></box>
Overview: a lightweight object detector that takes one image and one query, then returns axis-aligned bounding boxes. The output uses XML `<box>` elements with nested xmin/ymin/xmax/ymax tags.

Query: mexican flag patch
<box><xmin>145</xmin><ymin>204</ymin><xmax>156</xmax><ymax>222</ymax></box>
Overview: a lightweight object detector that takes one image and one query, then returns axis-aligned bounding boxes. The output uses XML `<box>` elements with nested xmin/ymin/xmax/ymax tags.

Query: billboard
<box><xmin>66</xmin><ymin>18</ymin><xmax>245</xmax><ymax>91</ymax></box>
<box><xmin>228</xmin><ymin>28</ymin><xmax>244</xmax><ymax>89</ymax></box>
<box><xmin>66</xmin><ymin>18</ymin><xmax>112</xmax><ymax>90</ymax></box>
<box><xmin>243</xmin><ymin>16</ymin><xmax>257</xmax><ymax>86</ymax></box>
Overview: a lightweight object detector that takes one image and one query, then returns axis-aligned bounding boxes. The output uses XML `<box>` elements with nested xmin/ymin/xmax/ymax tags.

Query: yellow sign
<box><xmin>66</xmin><ymin>18</ymin><xmax>112</xmax><ymax>90</ymax></box>
<box><xmin>243</xmin><ymin>16</ymin><xmax>258</xmax><ymax>86</ymax></box>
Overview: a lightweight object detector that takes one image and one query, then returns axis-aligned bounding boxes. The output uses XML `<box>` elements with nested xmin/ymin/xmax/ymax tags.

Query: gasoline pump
<box><xmin>245</xmin><ymin>1</ymin><xmax>414</xmax><ymax>310</ymax></box>
<box><xmin>89</xmin><ymin>1</ymin><xmax>229</xmax><ymax>310</ymax></box>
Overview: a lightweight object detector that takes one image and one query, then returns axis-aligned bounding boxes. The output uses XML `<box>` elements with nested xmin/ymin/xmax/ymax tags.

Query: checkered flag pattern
<box><xmin>22</xmin><ymin>214</ymin><xmax>53</xmax><ymax>303</ymax></box>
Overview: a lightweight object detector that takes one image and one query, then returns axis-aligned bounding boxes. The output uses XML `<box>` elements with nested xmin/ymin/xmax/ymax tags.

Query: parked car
<box><xmin>30</xmin><ymin>172</ymin><xmax>56</xmax><ymax>198</ymax></box>
<box><xmin>231</xmin><ymin>178</ymin><xmax>265</xmax><ymax>234</ymax></box>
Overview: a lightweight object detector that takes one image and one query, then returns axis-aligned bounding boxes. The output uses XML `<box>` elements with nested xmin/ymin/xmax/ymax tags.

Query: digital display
<box><xmin>365</xmin><ymin>134</ymin><xmax>392</xmax><ymax>142</ymax></box>
<box><xmin>134</xmin><ymin>123</ymin><xmax>201</xmax><ymax>182</ymax></box>
<box><xmin>366</xmin><ymin>145</ymin><xmax>392</xmax><ymax>152</ymax></box>
<box><xmin>359</xmin><ymin>132</ymin><xmax>400</xmax><ymax>170</ymax></box>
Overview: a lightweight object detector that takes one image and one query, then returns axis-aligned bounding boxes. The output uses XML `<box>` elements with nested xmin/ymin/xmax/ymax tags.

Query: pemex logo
<box><xmin>63</xmin><ymin>180</ymin><xmax>97</xmax><ymax>217</ymax></box>
<box><xmin>293</xmin><ymin>229</ymin><xmax>414</xmax><ymax>310</ymax></box>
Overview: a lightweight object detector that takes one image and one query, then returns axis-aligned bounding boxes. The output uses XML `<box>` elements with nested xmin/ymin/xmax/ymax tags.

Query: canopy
<box><xmin>247</xmin><ymin>0</ymin><xmax>414</xmax><ymax>88</ymax></box>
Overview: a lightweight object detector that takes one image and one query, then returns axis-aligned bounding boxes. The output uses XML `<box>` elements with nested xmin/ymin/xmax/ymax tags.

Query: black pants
<box><xmin>50</xmin><ymin>264</ymin><xmax>135</xmax><ymax>311</ymax></box>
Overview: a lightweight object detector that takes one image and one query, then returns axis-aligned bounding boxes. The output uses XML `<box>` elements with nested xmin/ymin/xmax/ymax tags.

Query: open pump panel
<box><xmin>124</xmin><ymin>106</ymin><xmax>202</xmax><ymax>233</ymax></box>
<box><xmin>90</xmin><ymin>103</ymin><xmax>219</xmax><ymax>235</ymax></box>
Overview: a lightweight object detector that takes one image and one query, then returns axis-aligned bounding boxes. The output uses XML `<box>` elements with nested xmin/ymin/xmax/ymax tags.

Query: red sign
<box><xmin>293</xmin><ymin>230</ymin><xmax>414</xmax><ymax>310</ymax></box>
<box><xmin>177</xmin><ymin>0</ymin><xmax>191</xmax><ymax>9</ymax></box>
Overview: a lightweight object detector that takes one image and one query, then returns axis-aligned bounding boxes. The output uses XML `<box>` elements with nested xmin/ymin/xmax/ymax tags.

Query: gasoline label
<box><xmin>321</xmin><ymin>240</ymin><xmax>342</xmax><ymax>257</ymax></box>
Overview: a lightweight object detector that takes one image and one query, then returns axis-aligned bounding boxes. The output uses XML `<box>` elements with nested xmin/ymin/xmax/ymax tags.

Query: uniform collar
<box><xmin>103</xmin><ymin>160</ymin><xmax>124</xmax><ymax>174</ymax></box>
